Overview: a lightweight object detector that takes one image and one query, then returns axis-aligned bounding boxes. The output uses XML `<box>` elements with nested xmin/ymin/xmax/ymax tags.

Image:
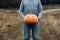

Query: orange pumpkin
<box><xmin>24</xmin><ymin>14</ymin><xmax>38</xmax><ymax>24</ymax></box>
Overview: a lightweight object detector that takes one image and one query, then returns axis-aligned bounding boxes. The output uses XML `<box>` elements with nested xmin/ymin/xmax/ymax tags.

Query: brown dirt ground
<box><xmin>0</xmin><ymin>5</ymin><xmax>60</xmax><ymax>40</ymax></box>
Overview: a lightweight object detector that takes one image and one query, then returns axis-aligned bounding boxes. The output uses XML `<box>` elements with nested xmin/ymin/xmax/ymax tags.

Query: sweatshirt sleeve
<box><xmin>38</xmin><ymin>0</ymin><xmax>43</xmax><ymax>20</ymax></box>
<box><xmin>18</xmin><ymin>0</ymin><xmax>24</xmax><ymax>19</ymax></box>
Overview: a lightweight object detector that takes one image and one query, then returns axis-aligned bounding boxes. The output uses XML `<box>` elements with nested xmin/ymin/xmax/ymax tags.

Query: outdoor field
<box><xmin>0</xmin><ymin>5</ymin><xmax>60</xmax><ymax>40</ymax></box>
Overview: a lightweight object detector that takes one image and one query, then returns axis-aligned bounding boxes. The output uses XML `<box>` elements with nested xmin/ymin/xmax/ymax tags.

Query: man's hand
<box><xmin>23</xmin><ymin>17</ymin><xmax>25</xmax><ymax>22</ymax></box>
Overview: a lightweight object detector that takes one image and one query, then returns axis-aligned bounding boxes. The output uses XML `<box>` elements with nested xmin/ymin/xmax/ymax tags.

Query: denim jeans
<box><xmin>23</xmin><ymin>22</ymin><xmax>40</xmax><ymax>40</ymax></box>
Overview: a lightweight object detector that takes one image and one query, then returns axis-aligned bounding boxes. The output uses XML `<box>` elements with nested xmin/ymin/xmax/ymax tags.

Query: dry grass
<box><xmin>0</xmin><ymin>6</ymin><xmax>60</xmax><ymax>40</ymax></box>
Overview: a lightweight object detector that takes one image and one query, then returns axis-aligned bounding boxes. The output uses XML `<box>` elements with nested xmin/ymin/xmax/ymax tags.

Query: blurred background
<box><xmin>0</xmin><ymin>0</ymin><xmax>60</xmax><ymax>40</ymax></box>
<box><xmin>0</xmin><ymin>0</ymin><xmax>60</xmax><ymax>9</ymax></box>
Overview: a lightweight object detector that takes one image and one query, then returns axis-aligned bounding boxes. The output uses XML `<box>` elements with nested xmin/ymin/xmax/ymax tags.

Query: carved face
<box><xmin>24</xmin><ymin>14</ymin><xmax>38</xmax><ymax>24</ymax></box>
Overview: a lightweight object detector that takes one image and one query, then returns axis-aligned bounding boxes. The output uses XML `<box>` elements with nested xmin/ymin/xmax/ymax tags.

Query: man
<box><xmin>19</xmin><ymin>0</ymin><xmax>43</xmax><ymax>40</ymax></box>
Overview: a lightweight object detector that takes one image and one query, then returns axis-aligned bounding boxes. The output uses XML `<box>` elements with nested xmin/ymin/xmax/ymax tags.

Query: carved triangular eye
<box><xmin>27</xmin><ymin>16</ymin><xmax>29</xmax><ymax>17</ymax></box>
<box><xmin>32</xmin><ymin>16</ymin><xmax>34</xmax><ymax>17</ymax></box>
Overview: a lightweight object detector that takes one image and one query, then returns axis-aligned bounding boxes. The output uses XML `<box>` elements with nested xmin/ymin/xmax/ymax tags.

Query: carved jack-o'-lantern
<box><xmin>24</xmin><ymin>14</ymin><xmax>38</xmax><ymax>24</ymax></box>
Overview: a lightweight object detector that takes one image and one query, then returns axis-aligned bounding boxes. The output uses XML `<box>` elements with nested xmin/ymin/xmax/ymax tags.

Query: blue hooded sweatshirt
<box><xmin>19</xmin><ymin>0</ymin><xmax>43</xmax><ymax>20</ymax></box>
